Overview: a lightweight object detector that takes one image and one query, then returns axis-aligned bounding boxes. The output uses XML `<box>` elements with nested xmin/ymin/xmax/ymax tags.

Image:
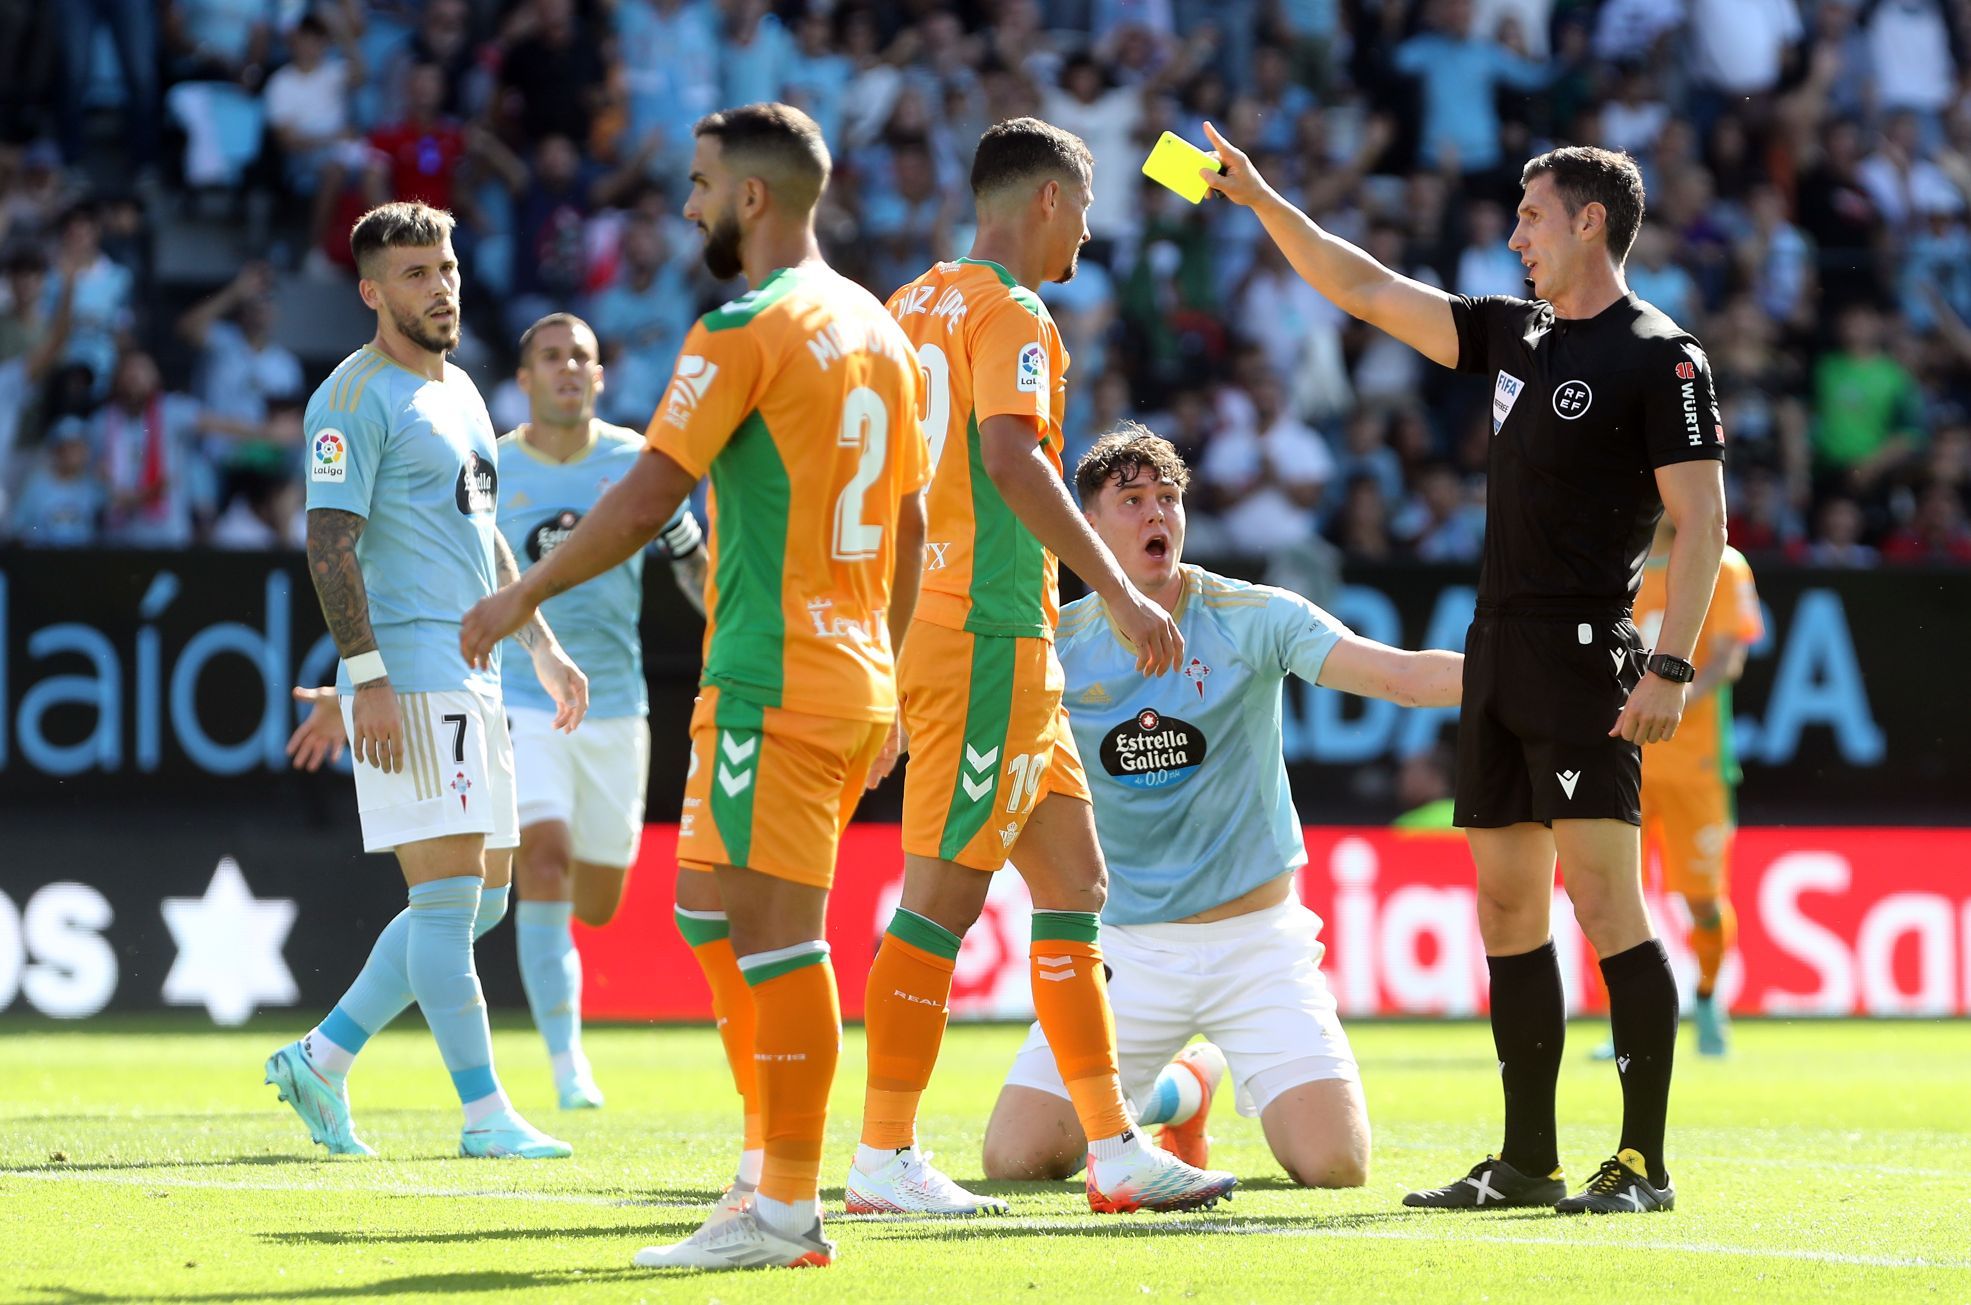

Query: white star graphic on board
<box><xmin>160</xmin><ymin>857</ymin><xmax>299</xmax><ymax>1026</ymax></box>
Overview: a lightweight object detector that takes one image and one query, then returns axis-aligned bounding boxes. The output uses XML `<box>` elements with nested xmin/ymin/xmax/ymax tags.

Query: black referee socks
<box><xmin>1601</xmin><ymin>938</ymin><xmax>1678</xmax><ymax>1187</ymax></box>
<box><xmin>1487</xmin><ymin>942</ymin><xmax>1566</xmax><ymax>1179</ymax></box>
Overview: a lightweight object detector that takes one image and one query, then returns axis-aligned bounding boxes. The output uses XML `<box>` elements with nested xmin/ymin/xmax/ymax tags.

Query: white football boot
<box><xmin>843</xmin><ymin>1147</ymin><xmax>1009</xmax><ymax>1216</ymax></box>
<box><xmin>633</xmin><ymin>1205</ymin><xmax>834</xmax><ymax>1270</ymax></box>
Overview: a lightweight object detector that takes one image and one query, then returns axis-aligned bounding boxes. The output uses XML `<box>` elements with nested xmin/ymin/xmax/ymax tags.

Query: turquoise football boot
<box><xmin>557</xmin><ymin>1068</ymin><xmax>605</xmax><ymax>1111</ymax></box>
<box><xmin>460</xmin><ymin>1108</ymin><xmax>573</xmax><ymax>1159</ymax></box>
<box><xmin>1694</xmin><ymin>993</ymin><xmax>1730</xmax><ymax>1057</ymax></box>
<box><xmin>264</xmin><ymin>1041</ymin><xmax>376</xmax><ymax>1157</ymax></box>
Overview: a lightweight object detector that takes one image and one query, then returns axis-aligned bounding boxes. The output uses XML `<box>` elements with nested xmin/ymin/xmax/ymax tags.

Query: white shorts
<box><xmin>340</xmin><ymin>686</ymin><xmax>518</xmax><ymax>855</ymax></box>
<box><xmin>508</xmin><ymin>706</ymin><xmax>651</xmax><ymax>867</ymax></box>
<box><xmin>1004</xmin><ymin>899</ymin><xmax>1358</xmax><ymax>1119</ymax></box>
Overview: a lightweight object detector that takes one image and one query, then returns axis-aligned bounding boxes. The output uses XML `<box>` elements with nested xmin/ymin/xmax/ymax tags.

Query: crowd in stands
<box><xmin>3</xmin><ymin>0</ymin><xmax>1971</xmax><ymax>571</ymax></box>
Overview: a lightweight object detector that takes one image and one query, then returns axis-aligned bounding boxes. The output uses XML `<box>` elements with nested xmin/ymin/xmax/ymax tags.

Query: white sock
<box><xmin>737</xmin><ymin>1148</ymin><xmax>764</xmax><ymax>1187</ymax></box>
<box><xmin>1088</xmin><ymin>1128</ymin><xmax>1148</xmax><ymax>1164</ymax></box>
<box><xmin>462</xmin><ymin>1089</ymin><xmax>511</xmax><ymax>1126</ymax></box>
<box><xmin>550</xmin><ymin>1050</ymin><xmax>589</xmax><ymax>1084</ymax></box>
<box><xmin>854</xmin><ymin>1142</ymin><xmax>909</xmax><ymax>1175</ymax></box>
<box><xmin>303</xmin><ymin>1026</ymin><xmax>356</xmax><ymax>1079</ymax></box>
<box><xmin>753</xmin><ymin>1193</ymin><xmax>818</xmax><ymax>1239</ymax></box>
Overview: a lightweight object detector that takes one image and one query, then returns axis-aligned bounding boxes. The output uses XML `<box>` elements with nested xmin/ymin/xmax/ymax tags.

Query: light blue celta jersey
<box><xmin>494</xmin><ymin>423</ymin><xmax>688</xmax><ymax>719</ymax></box>
<box><xmin>305</xmin><ymin>346</ymin><xmax>502</xmax><ymax>696</ymax></box>
<box><xmin>1056</xmin><ymin>565</ymin><xmax>1347</xmax><ymax>925</ymax></box>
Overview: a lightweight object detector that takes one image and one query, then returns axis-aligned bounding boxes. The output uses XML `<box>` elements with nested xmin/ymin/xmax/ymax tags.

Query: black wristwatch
<box><xmin>1645</xmin><ymin>652</ymin><xmax>1695</xmax><ymax>683</ymax></box>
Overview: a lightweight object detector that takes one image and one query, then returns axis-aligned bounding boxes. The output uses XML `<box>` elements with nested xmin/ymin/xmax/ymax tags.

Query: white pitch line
<box><xmin>0</xmin><ymin>1169</ymin><xmax>692</xmax><ymax>1209</ymax></box>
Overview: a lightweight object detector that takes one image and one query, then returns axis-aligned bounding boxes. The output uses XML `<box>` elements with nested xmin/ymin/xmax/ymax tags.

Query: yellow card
<box><xmin>1141</xmin><ymin>131</ymin><xmax>1222</xmax><ymax>204</ymax></box>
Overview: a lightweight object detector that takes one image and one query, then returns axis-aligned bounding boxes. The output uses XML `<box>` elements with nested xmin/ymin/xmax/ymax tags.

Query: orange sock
<box><xmin>674</xmin><ymin>908</ymin><xmax>763</xmax><ymax>1154</ymax></box>
<box><xmin>741</xmin><ymin>943</ymin><xmax>841</xmax><ymax>1205</ymax></box>
<box><xmin>1030</xmin><ymin>910</ymin><xmax>1130</xmax><ymax>1142</ymax></box>
<box><xmin>861</xmin><ymin>909</ymin><xmax>962</xmax><ymax>1149</ymax></box>
<box><xmin>1687</xmin><ymin>899</ymin><xmax>1736</xmax><ymax>999</ymax></box>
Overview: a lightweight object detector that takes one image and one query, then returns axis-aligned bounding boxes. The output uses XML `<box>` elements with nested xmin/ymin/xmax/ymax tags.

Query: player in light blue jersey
<box><xmin>267</xmin><ymin>202</ymin><xmax>589</xmax><ymax>1162</ymax></box>
<box><xmin>496</xmin><ymin>312</ymin><xmax>707</xmax><ymax>1108</ymax></box>
<box><xmin>981</xmin><ymin>425</ymin><xmax>1463</xmax><ymax>1188</ymax></box>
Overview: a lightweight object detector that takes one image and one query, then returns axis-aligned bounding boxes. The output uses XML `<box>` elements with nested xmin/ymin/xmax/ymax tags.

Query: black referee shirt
<box><xmin>1451</xmin><ymin>292</ymin><xmax>1726</xmax><ymax>612</ymax></box>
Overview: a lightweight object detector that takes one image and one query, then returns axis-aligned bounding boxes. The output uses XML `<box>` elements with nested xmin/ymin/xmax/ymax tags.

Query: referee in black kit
<box><xmin>1200</xmin><ymin>125</ymin><xmax>1726</xmax><ymax>1214</ymax></box>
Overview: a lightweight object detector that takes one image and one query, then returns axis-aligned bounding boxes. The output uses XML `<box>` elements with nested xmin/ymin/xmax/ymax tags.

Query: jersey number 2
<box><xmin>834</xmin><ymin>386</ymin><xmax>889</xmax><ymax>562</ymax></box>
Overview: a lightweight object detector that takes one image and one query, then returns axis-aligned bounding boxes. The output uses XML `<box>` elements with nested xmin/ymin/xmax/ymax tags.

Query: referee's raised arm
<box><xmin>1199</xmin><ymin>121</ymin><xmax>1462</xmax><ymax>369</ymax></box>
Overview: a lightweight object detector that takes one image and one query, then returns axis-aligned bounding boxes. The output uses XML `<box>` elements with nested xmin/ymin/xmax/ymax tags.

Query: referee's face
<box><xmin>1509</xmin><ymin>174</ymin><xmax>1576</xmax><ymax>302</ymax></box>
<box><xmin>1089</xmin><ymin>471</ymin><xmax>1185</xmax><ymax>591</ymax></box>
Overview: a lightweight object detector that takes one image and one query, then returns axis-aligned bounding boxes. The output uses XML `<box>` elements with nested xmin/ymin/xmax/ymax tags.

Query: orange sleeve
<box><xmin>900</xmin><ymin>361</ymin><xmax>932</xmax><ymax>494</ymax></box>
<box><xmin>969</xmin><ymin>297</ymin><xmax>1049</xmax><ymax>431</ymax></box>
<box><xmin>1723</xmin><ymin>554</ymin><xmax>1765</xmax><ymax>644</ymax></box>
<box><xmin>645</xmin><ymin>320</ymin><xmax>764</xmax><ymax>478</ymax></box>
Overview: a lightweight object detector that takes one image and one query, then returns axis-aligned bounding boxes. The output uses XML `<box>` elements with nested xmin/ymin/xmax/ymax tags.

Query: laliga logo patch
<box><xmin>1552</xmin><ymin>380</ymin><xmax>1593</xmax><ymax>419</ymax></box>
<box><xmin>310</xmin><ymin>429</ymin><xmax>347</xmax><ymax>483</ymax></box>
<box><xmin>1016</xmin><ymin>341</ymin><xmax>1047</xmax><ymax>394</ymax></box>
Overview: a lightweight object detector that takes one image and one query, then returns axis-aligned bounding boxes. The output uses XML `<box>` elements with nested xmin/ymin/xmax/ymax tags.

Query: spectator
<box><xmin>586</xmin><ymin>212</ymin><xmax>694</xmax><ymax>430</ymax></box>
<box><xmin>364</xmin><ymin>62</ymin><xmax>470</xmax><ymax>213</ymax></box>
<box><xmin>59</xmin><ymin>0</ymin><xmax>158</xmax><ymax>171</ymax></box>
<box><xmin>1737</xmin><ymin>183</ymin><xmax>1816</xmax><ymax>329</ymax></box>
<box><xmin>1813</xmin><ymin>303</ymin><xmax>1926</xmax><ymax>492</ymax></box>
<box><xmin>1599</xmin><ymin>63</ymin><xmax>1669</xmax><ymax>157</ymax></box>
<box><xmin>1857</xmin><ymin>111</ymin><xmax>1962</xmax><ymax>237</ymax></box>
<box><xmin>783</xmin><ymin>8</ymin><xmax>854</xmax><ymax>147</ymax></box>
<box><xmin>1626</xmin><ymin>223</ymin><xmax>1700</xmax><ymax>324</ymax></box>
<box><xmin>0</xmin><ymin>247</ymin><xmax>76</xmax><ymax>497</ymax></box>
<box><xmin>1798</xmin><ymin>120</ymin><xmax>1889</xmax><ymax>313</ymax></box>
<box><xmin>1863</xmin><ymin>0</ymin><xmax>1962</xmax><ymax>123</ymax></box>
<box><xmin>208</xmin><ymin>462</ymin><xmax>304</xmax><ymax>550</ymax></box>
<box><xmin>1327</xmin><ymin>472</ymin><xmax>1396</xmax><ymax>562</ymax></box>
<box><xmin>91</xmin><ymin>350</ymin><xmax>210</xmax><ymax>548</ymax></box>
<box><xmin>1880</xmin><ymin>479</ymin><xmax>1971</xmax><ymax>562</ymax></box>
<box><xmin>721</xmin><ymin>0</ymin><xmax>797</xmax><ymax>110</ymax></box>
<box><xmin>1394</xmin><ymin>460</ymin><xmax>1486</xmax><ymax>562</ymax></box>
<box><xmin>45</xmin><ymin>203</ymin><xmax>133</xmax><ymax>401</ymax></box>
<box><xmin>1806</xmin><ymin>494</ymin><xmax>1880</xmax><ymax>566</ymax></box>
<box><xmin>1687</xmin><ymin>0</ymin><xmax>1803</xmax><ymax>101</ymax></box>
<box><xmin>175</xmin><ymin>261</ymin><xmax>303</xmax><ymax>497</ymax></box>
<box><xmin>378</xmin><ymin>0</ymin><xmax>479</xmax><ymax>123</ymax></box>
<box><xmin>496</xmin><ymin>134</ymin><xmax>600</xmax><ymax>336</ymax></box>
<box><xmin>1238</xmin><ymin>46</ymin><xmax>1316</xmax><ymax>155</ymax></box>
<box><xmin>1730</xmin><ymin>466</ymin><xmax>1809</xmax><ymax>556</ymax></box>
<box><xmin>5</xmin><ymin>420</ymin><xmax>104</xmax><ymax>547</ymax></box>
<box><xmin>862</xmin><ymin>138</ymin><xmax>954</xmax><ymax>297</ymax></box>
<box><xmin>1393</xmin><ymin>0</ymin><xmax>1551</xmax><ymax>178</ymax></box>
<box><xmin>1453</xmin><ymin>200</ymin><xmax>1525</xmax><ymax>300</ymax></box>
<box><xmin>165</xmin><ymin>0</ymin><xmax>274</xmax><ymax>85</ymax></box>
<box><xmin>1239</xmin><ymin>239</ymin><xmax>1347</xmax><ymax>411</ymax></box>
<box><xmin>498</xmin><ymin>0</ymin><xmax>606</xmax><ymax>145</ymax></box>
<box><xmin>1331</xmin><ymin>408</ymin><xmax>1408</xmax><ymax>508</ymax></box>
<box><xmin>1042</xmin><ymin>53</ymin><xmax>1152</xmax><ymax>246</ymax></box>
<box><xmin>1199</xmin><ymin>371</ymin><xmax>1333</xmax><ymax>555</ymax></box>
<box><xmin>263</xmin><ymin>8</ymin><xmax>367</xmax><ymax>257</ymax></box>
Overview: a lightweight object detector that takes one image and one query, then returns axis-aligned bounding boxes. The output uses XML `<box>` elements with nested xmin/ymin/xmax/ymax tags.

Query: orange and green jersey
<box><xmin>1635</xmin><ymin>545</ymin><xmax>1763</xmax><ymax>786</ymax></box>
<box><xmin>647</xmin><ymin>263</ymin><xmax>930</xmax><ymax>724</ymax></box>
<box><xmin>887</xmin><ymin>257</ymin><xmax>1069</xmax><ymax>640</ymax></box>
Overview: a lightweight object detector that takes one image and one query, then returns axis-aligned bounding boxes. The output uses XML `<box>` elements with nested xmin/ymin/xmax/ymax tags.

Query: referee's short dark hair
<box><xmin>971</xmin><ymin>117</ymin><xmax>1093</xmax><ymax>200</ymax></box>
<box><xmin>1075</xmin><ymin>422</ymin><xmax>1191</xmax><ymax>503</ymax></box>
<box><xmin>694</xmin><ymin>102</ymin><xmax>831</xmax><ymax>213</ymax></box>
<box><xmin>1521</xmin><ymin>146</ymin><xmax>1646</xmax><ymax>263</ymax></box>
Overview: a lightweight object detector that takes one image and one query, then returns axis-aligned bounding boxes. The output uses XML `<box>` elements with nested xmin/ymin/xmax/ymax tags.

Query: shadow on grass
<box><xmin>1</xmin><ymin>1155</ymin><xmax>305</xmax><ymax>1173</ymax></box>
<box><xmin>853</xmin><ymin>1208</ymin><xmax>1442</xmax><ymax>1240</ymax></box>
<box><xmin>18</xmin><ymin>1268</ymin><xmax>652</xmax><ymax>1303</ymax></box>
<box><xmin>259</xmin><ymin>1215</ymin><xmax>710</xmax><ymax>1248</ymax></box>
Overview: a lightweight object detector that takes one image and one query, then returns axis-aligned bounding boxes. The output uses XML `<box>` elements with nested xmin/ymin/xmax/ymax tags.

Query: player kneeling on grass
<box><xmin>981</xmin><ymin>426</ymin><xmax>1463</xmax><ymax>1188</ymax></box>
<box><xmin>291</xmin><ymin>311</ymin><xmax>708</xmax><ymax>1112</ymax></box>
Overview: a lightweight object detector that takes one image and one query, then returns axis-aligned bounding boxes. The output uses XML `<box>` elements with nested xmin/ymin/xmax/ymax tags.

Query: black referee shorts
<box><xmin>1453</xmin><ymin>606</ymin><xmax>1647</xmax><ymax>828</ymax></box>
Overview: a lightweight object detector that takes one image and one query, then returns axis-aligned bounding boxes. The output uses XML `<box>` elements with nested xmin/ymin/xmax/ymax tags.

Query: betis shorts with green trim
<box><xmin>676</xmin><ymin>685</ymin><xmax>888</xmax><ymax>889</ymax></box>
<box><xmin>899</xmin><ymin>619</ymin><xmax>1090</xmax><ymax>872</ymax></box>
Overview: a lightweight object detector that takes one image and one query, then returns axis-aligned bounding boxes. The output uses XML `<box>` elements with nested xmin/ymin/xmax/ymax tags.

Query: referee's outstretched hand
<box><xmin>1108</xmin><ymin>582</ymin><xmax>1185</xmax><ymax>677</ymax></box>
<box><xmin>1198</xmin><ymin>121</ymin><xmax>1273</xmax><ymax>209</ymax></box>
<box><xmin>1611</xmin><ymin>673</ymin><xmax>1685</xmax><ymax>745</ymax></box>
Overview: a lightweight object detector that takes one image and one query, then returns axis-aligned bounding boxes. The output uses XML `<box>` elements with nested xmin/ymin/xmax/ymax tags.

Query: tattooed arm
<box><xmin>491</xmin><ymin>531</ymin><xmax>590</xmax><ymax>732</ymax></box>
<box><xmin>306</xmin><ymin>508</ymin><xmax>402</xmax><ymax>772</ymax></box>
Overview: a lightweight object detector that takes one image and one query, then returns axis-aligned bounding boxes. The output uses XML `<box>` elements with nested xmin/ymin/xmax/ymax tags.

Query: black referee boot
<box><xmin>1402</xmin><ymin>1155</ymin><xmax>1566</xmax><ymax>1210</ymax></box>
<box><xmin>1554</xmin><ymin>1149</ymin><xmax>1675</xmax><ymax>1214</ymax></box>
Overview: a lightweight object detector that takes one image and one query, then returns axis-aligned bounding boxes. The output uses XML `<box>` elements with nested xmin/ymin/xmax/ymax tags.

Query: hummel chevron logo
<box><xmin>1557</xmin><ymin>769</ymin><xmax>1581</xmax><ymax>799</ymax></box>
<box><xmin>960</xmin><ymin>743</ymin><xmax>999</xmax><ymax>802</ymax></box>
<box><xmin>1462</xmin><ymin>1171</ymin><xmax>1504</xmax><ymax>1205</ymax></box>
<box><xmin>718</xmin><ymin>766</ymin><xmax>752</xmax><ymax>798</ymax></box>
<box><xmin>1036</xmin><ymin>955</ymin><xmax>1076</xmax><ymax>982</ymax></box>
<box><xmin>721</xmin><ymin>733</ymin><xmax>758</xmax><ymax>765</ymax></box>
<box><xmin>1609</xmin><ymin>647</ymin><xmax>1627</xmax><ymax>674</ymax></box>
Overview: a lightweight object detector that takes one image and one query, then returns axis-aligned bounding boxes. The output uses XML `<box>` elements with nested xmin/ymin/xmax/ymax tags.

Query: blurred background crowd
<box><xmin>4</xmin><ymin>0</ymin><xmax>1971</xmax><ymax>574</ymax></box>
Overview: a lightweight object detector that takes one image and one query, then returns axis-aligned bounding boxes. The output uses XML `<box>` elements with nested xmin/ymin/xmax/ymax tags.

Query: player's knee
<box><xmin>1475</xmin><ymin>887</ymin><xmax>1544</xmax><ymax>948</ymax></box>
<box><xmin>1281</xmin><ymin>1142</ymin><xmax>1370</xmax><ymax>1189</ymax></box>
<box><xmin>516</xmin><ymin>853</ymin><xmax>571</xmax><ymax>901</ymax></box>
<box><xmin>573</xmin><ymin>897</ymin><xmax>618</xmax><ymax>929</ymax></box>
<box><xmin>982</xmin><ymin>1135</ymin><xmax>1077</xmax><ymax>1182</ymax></box>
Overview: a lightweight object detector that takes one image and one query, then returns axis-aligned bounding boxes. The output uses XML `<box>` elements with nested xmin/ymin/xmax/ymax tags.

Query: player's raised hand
<box><xmin>1199</xmin><ymin>121</ymin><xmax>1273</xmax><ymax>209</ymax></box>
<box><xmin>533</xmin><ymin>643</ymin><xmax>590</xmax><ymax>733</ymax></box>
<box><xmin>350</xmin><ymin>679</ymin><xmax>405</xmax><ymax>773</ymax></box>
<box><xmin>460</xmin><ymin>588</ymin><xmax>538</xmax><ymax>668</ymax></box>
<box><xmin>1109</xmin><ymin>582</ymin><xmax>1185</xmax><ymax>676</ymax></box>
<box><xmin>866</xmin><ymin>717</ymin><xmax>908</xmax><ymax>790</ymax></box>
<box><xmin>1611</xmin><ymin>673</ymin><xmax>1685</xmax><ymax>745</ymax></box>
<box><xmin>285</xmin><ymin>685</ymin><xmax>347</xmax><ymax>771</ymax></box>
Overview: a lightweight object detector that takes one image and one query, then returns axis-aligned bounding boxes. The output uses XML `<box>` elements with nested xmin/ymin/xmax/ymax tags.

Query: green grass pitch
<box><xmin>2</xmin><ymin>1017</ymin><xmax>1967</xmax><ymax>1302</ymax></box>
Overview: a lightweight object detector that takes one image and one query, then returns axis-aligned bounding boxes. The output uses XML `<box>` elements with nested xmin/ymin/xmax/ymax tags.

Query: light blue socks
<box><xmin>516</xmin><ymin>900</ymin><xmax>585</xmax><ymax>1077</ymax></box>
<box><xmin>405</xmin><ymin>875</ymin><xmax>506</xmax><ymax>1115</ymax></box>
<box><xmin>306</xmin><ymin>883</ymin><xmax>509</xmax><ymax>1082</ymax></box>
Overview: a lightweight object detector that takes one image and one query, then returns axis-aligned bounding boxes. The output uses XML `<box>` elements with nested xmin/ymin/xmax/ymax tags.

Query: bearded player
<box><xmin>266</xmin><ymin>201</ymin><xmax>586</xmax><ymax>1162</ymax></box>
<box><xmin>982</xmin><ymin>425</ymin><xmax>1462</xmax><ymax>1188</ymax></box>
<box><xmin>462</xmin><ymin>102</ymin><xmax>928</xmax><ymax>1272</ymax></box>
<box><xmin>845</xmin><ymin>118</ymin><xmax>1236</xmax><ymax>1218</ymax></box>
